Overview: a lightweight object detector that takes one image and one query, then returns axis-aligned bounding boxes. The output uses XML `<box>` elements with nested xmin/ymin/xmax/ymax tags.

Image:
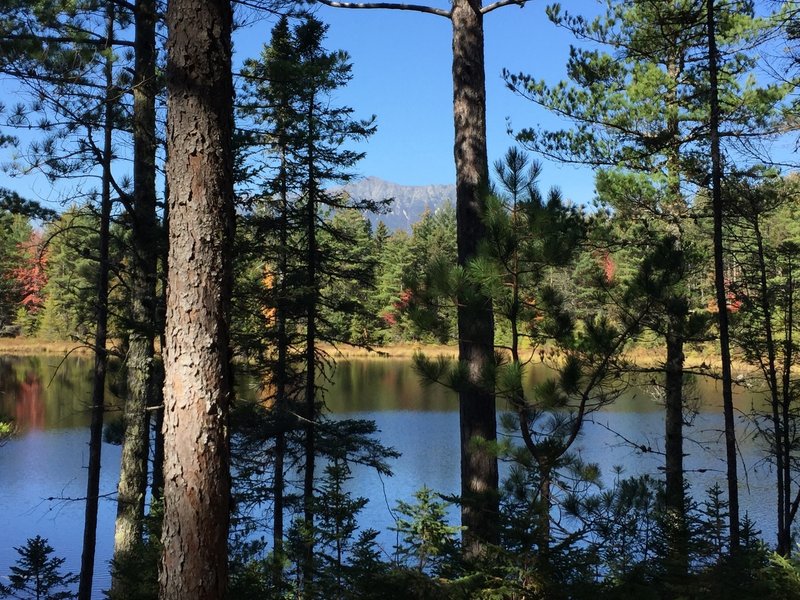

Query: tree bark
<box><xmin>159</xmin><ymin>0</ymin><xmax>235</xmax><ymax>596</ymax></box>
<box><xmin>747</xmin><ymin>202</ymin><xmax>785</xmax><ymax>552</ymax></box>
<box><xmin>303</xmin><ymin>95</ymin><xmax>318</xmax><ymax>596</ymax></box>
<box><xmin>664</xmin><ymin>329</ymin><xmax>687</xmax><ymax>575</ymax></box>
<box><xmin>78</xmin><ymin>6</ymin><xmax>114</xmax><ymax>598</ymax></box>
<box><xmin>707</xmin><ymin>0</ymin><xmax>740</xmax><ymax>552</ymax></box>
<box><xmin>113</xmin><ymin>0</ymin><xmax>158</xmax><ymax>575</ymax></box>
<box><xmin>272</xmin><ymin>148</ymin><xmax>289</xmax><ymax>585</ymax></box>
<box><xmin>451</xmin><ymin>0</ymin><xmax>498</xmax><ymax>557</ymax></box>
<box><xmin>782</xmin><ymin>254</ymin><xmax>794</xmax><ymax>555</ymax></box>
<box><xmin>151</xmin><ymin>188</ymin><xmax>169</xmax><ymax>503</ymax></box>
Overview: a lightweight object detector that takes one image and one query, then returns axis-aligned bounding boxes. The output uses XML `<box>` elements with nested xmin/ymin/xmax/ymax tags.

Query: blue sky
<box><xmin>243</xmin><ymin>3</ymin><xmax>600</xmax><ymax>203</ymax></box>
<box><xmin>0</xmin><ymin>3</ymin><xmax>615</xmax><ymax>212</ymax></box>
<box><xmin>4</xmin><ymin>2</ymin><xmax>793</xmax><ymax>213</ymax></box>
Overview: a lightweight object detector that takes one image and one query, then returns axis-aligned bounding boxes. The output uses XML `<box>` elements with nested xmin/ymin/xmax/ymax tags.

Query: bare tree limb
<box><xmin>481</xmin><ymin>0</ymin><xmax>525</xmax><ymax>14</ymax></box>
<box><xmin>315</xmin><ymin>0</ymin><xmax>451</xmax><ymax>19</ymax></box>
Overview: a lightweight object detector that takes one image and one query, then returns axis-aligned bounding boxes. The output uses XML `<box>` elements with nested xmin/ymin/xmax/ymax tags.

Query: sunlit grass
<box><xmin>0</xmin><ymin>337</ymin><xmax>89</xmax><ymax>356</ymax></box>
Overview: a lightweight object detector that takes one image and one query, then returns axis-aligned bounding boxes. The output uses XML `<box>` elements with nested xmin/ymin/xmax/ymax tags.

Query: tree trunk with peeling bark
<box><xmin>159</xmin><ymin>0</ymin><xmax>235</xmax><ymax>596</ymax></box>
<box><xmin>112</xmin><ymin>0</ymin><xmax>158</xmax><ymax>579</ymax></box>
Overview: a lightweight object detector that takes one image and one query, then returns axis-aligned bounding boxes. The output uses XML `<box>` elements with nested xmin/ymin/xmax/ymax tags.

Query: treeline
<box><xmin>4</xmin><ymin>177</ymin><xmax>800</xmax><ymax>349</ymax></box>
<box><xmin>2</xmin><ymin>0</ymin><xmax>800</xmax><ymax>599</ymax></box>
<box><xmin>0</xmin><ymin>198</ymin><xmax>459</xmax><ymax>345</ymax></box>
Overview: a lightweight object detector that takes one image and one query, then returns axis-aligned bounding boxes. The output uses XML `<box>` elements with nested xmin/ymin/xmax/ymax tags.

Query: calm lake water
<box><xmin>0</xmin><ymin>354</ymin><xmax>781</xmax><ymax>598</ymax></box>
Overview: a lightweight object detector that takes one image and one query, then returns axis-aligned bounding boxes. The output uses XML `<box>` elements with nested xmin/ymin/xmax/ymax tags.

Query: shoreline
<box><xmin>0</xmin><ymin>337</ymin><xmax>457</xmax><ymax>359</ymax></box>
<box><xmin>0</xmin><ymin>338</ymin><xmax>92</xmax><ymax>356</ymax></box>
<box><xmin>0</xmin><ymin>337</ymin><xmax>755</xmax><ymax>373</ymax></box>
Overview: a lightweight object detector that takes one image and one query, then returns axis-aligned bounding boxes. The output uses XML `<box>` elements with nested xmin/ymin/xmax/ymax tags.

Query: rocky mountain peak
<box><xmin>339</xmin><ymin>176</ymin><xmax>456</xmax><ymax>231</ymax></box>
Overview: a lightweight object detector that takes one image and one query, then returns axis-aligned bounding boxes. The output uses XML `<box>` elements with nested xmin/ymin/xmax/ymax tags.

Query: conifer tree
<box><xmin>159</xmin><ymin>0</ymin><xmax>234</xmax><ymax>595</ymax></box>
<box><xmin>78</xmin><ymin>5</ymin><xmax>115</xmax><ymax>597</ymax></box>
<box><xmin>2</xmin><ymin>1</ymin><xmax>165</xmax><ymax>578</ymax></box>
<box><xmin>726</xmin><ymin>175</ymin><xmax>800</xmax><ymax>556</ymax></box>
<box><xmin>113</xmin><ymin>0</ymin><xmax>161</xmax><ymax>577</ymax></box>
<box><xmin>0</xmin><ymin>536</ymin><xmax>77</xmax><ymax>600</ymax></box>
<box><xmin>505</xmin><ymin>0</ymin><xmax>791</xmax><ymax>557</ymax></box>
<box><xmin>236</xmin><ymin>13</ymin><xmax>379</xmax><ymax>595</ymax></box>
<box><xmin>706</xmin><ymin>0</ymin><xmax>739</xmax><ymax>554</ymax></box>
<box><xmin>314</xmin><ymin>0</ymin><xmax>532</xmax><ymax>556</ymax></box>
<box><xmin>412</xmin><ymin>150</ymin><xmax>644</xmax><ymax>590</ymax></box>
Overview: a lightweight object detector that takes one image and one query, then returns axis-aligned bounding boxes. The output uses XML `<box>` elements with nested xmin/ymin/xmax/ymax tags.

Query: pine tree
<box><xmin>392</xmin><ymin>487</ymin><xmax>460</xmax><ymax>574</ymax></box>
<box><xmin>412</xmin><ymin>150</ymin><xmax>642</xmax><ymax>587</ymax></box>
<box><xmin>315</xmin><ymin>0</ymin><xmax>534</xmax><ymax>556</ymax></box>
<box><xmin>1</xmin><ymin>4</ymin><xmax>163</xmax><ymax>589</ymax></box>
<box><xmin>0</xmin><ymin>536</ymin><xmax>78</xmax><ymax>600</ymax></box>
<box><xmin>314</xmin><ymin>456</ymin><xmax>368</xmax><ymax>598</ymax></box>
<box><xmin>505</xmin><ymin>0</ymin><xmax>791</xmax><ymax>557</ymax></box>
<box><xmin>159</xmin><ymin>0</ymin><xmax>234</xmax><ymax>596</ymax></box>
<box><xmin>113</xmin><ymin>0</ymin><xmax>161</xmax><ymax>577</ymax></box>
<box><xmin>78</xmin><ymin>6</ymin><xmax>115</xmax><ymax>597</ymax></box>
<box><xmin>726</xmin><ymin>174</ymin><xmax>800</xmax><ymax>556</ymax></box>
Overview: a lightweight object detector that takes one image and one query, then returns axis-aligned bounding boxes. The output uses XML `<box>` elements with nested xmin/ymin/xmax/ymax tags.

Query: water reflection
<box><xmin>0</xmin><ymin>355</ymin><xmax>122</xmax><ymax>599</ymax></box>
<box><xmin>0</xmin><ymin>356</ymin><xmax>108</xmax><ymax>431</ymax></box>
<box><xmin>0</xmin><ymin>353</ymin><xmax>786</xmax><ymax>599</ymax></box>
<box><xmin>321</xmin><ymin>357</ymin><xmax>769</xmax><ymax>416</ymax></box>
<box><xmin>324</xmin><ymin>359</ymin><xmax>456</xmax><ymax>412</ymax></box>
<box><xmin>16</xmin><ymin>370</ymin><xmax>44</xmax><ymax>429</ymax></box>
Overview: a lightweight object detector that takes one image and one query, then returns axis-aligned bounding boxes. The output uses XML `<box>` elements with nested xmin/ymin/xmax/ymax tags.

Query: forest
<box><xmin>2</xmin><ymin>0</ymin><xmax>800</xmax><ymax>598</ymax></box>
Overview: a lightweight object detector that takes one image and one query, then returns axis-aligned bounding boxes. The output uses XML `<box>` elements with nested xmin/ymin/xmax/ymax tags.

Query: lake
<box><xmin>0</xmin><ymin>354</ymin><xmax>781</xmax><ymax>598</ymax></box>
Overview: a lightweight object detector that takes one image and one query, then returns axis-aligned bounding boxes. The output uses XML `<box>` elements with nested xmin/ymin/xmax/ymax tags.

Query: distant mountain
<box><xmin>339</xmin><ymin>177</ymin><xmax>456</xmax><ymax>231</ymax></box>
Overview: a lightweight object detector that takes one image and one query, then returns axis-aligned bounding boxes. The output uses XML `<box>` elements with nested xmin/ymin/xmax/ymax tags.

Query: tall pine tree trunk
<box><xmin>272</xmin><ymin>149</ymin><xmax>289</xmax><ymax>585</ymax></box>
<box><xmin>78</xmin><ymin>6</ymin><xmax>114</xmax><ymax>598</ymax></box>
<box><xmin>316</xmin><ymin>0</ymin><xmax>504</xmax><ymax>558</ymax></box>
<box><xmin>302</xmin><ymin>114</ymin><xmax>318</xmax><ymax>596</ymax></box>
<box><xmin>151</xmin><ymin>189</ymin><xmax>168</xmax><ymax>503</ymax></box>
<box><xmin>664</xmin><ymin>329</ymin><xmax>687</xmax><ymax>575</ymax></box>
<box><xmin>707</xmin><ymin>0</ymin><xmax>740</xmax><ymax>552</ymax></box>
<box><xmin>451</xmin><ymin>0</ymin><xmax>498</xmax><ymax>558</ymax></box>
<box><xmin>782</xmin><ymin>256</ymin><xmax>794</xmax><ymax>555</ymax></box>
<box><xmin>748</xmin><ymin>203</ymin><xmax>785</xmax><ymax>552</ymax></box>
<box><xmin>159</xmin><ymin>0</ymin><xmax>234</xmax><ymax>595</ymax></box>
<box><xmin>660</xmin><ymin>53</ymin><xmax>690</xmax><ymax>572</ymax></box>
<box><xmin>113</xmin><ymin>0</ymin><xmax>158</xmax><ymax>574</ymax></box>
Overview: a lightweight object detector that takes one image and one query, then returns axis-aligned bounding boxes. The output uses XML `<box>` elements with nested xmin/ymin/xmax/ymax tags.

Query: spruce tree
<box><xmin>236</xmin><ymin>13</ymin><xmax>380</xmax><ymax>595</ymax></box>
<box><xmin>0</xmin><ymin>536</ymin><xmax>77</xmax><ymax>600</ymax></box>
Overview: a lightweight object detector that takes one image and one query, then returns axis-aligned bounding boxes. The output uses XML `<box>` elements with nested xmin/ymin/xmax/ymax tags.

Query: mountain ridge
<box><xmin>339</xmin><ymin>176</ymin><xmax>455</xmax><ymax>231</ymax></box>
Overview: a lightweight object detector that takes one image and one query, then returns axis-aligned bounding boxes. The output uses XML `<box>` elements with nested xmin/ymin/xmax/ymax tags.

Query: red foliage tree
<box><xmin>12</xmin><ymin>231</ymin><xmax>48</xmax><ymax>315</ymax></box>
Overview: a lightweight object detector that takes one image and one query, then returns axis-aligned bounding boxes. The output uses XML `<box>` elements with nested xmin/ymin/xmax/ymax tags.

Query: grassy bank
<box><xmin>0</xmin><ymin>337</ymin><xmax>458</xmax><ymax>359</ymax></box>
<box><xmin>0</xmin><ymin>337</ymin><xmax>756</xmax><ymax>375</ymax></box>
<box><xmin>319</xmin><ymin>342</ymin><xmax>458</xmax><ymax>359</ymax></box>
<box><xmin>0</xmin><ymin>337</ymin><xmax>90</xmax><ymax>356</ymax></box>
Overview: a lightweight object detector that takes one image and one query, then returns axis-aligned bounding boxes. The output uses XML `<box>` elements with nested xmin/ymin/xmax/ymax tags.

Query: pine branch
<box><xmin>0</xmin><ymin>32</ymin><xmax>135</xmax><ymax>48</ymax></box>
